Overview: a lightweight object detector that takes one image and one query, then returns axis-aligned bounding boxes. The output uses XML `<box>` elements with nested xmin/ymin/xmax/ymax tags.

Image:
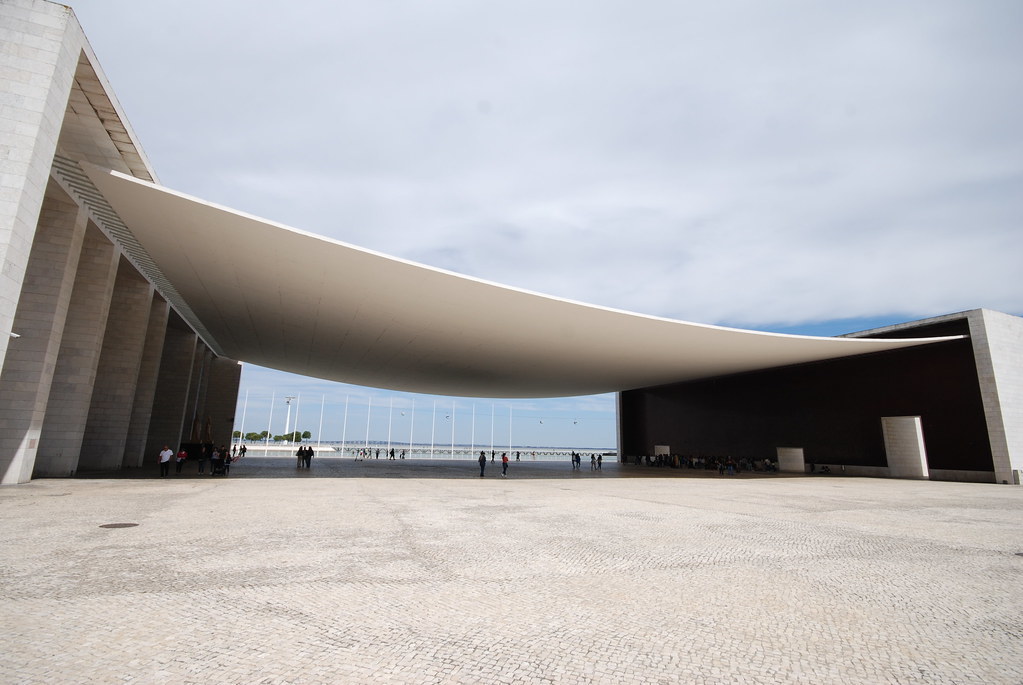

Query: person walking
<box><xmin>597</xmin><ymin>454</ymin><xmax>602</xmax><ymax>470</ymax></box>
<box><xmin>478</xmin><ymin>451</ymin><xmax>487</xmax><ymax>478</ymax></box>
<box><xmin>197</xmin><ymin>446</ymin><xmax>208</xmax><ymax>474</ymax></box>
<box><xmin>501</xmin><ymin>452</ymin><xmax>509</xmax><ymax>477</ymax></box>
<box><xmin>158</xmin><ymin>445</ymin><xmax>173</xmax><ymax>477</ymax></box>
<box><xmin>210</xmin><ymin>445</ymin><xmax>221</xmax><ymax>476</ymax></box>
<box><xmin>175</xmin><ymin>446</ymin><xmax>187</xmax><ymax>474</ymax></box>
<box><xmin>304</xmin><ymin>445</ymin><xmax>313</xmax><ymax>468</ymax></box>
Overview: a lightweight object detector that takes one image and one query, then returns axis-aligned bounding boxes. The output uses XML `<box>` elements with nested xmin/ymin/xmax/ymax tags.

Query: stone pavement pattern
<box><xmin>1</xmin><ymin>460</ymin><xmax>1022</xmax><ymax>684</ymax></box>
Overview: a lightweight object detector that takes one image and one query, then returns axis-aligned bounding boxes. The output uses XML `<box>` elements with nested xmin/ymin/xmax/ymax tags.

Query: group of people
<box><xmin>158</xmin><ymin>443</ymin><xmax>244</xmax><ymax>477</ymax></box>
<box><xmin>348</xmin><ymin>447</ymin><xmax>407</xmax><ymax>461</ymax></box>
<box><xmin>478</xmin><ymin>451</ymin><xmax>510</xmax><ymax>477</ymax></box>
<box><xmin>569</xmin><ymin>452</ymin><xmax>603</xmax><ymax>471</ymax></box>
<box><xmin>295</xmin><ymin>445</ymin><xmax>314</xmax><ymax>468</ymax></box>
<box><xmin>629</xmin><ymin>453</ymin><xmax>777</xmax><ymax>474</ymax></box>
<box><xmin>476</xmin><ymin>450</ymin><xmax>611</xmax><ymax>478</ymax></box>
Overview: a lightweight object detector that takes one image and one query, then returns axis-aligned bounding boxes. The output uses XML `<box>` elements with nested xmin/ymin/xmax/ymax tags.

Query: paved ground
<box><xmin>2</xmin><ymin>459</ymin><xmax>1021</xmax><ymax>684</ymax></box>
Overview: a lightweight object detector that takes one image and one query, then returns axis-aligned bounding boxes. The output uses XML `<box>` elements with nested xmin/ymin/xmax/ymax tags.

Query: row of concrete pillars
<box><xmin>0</xmin><ymin>178</ymin><xmax>239</xmax><ymax>484</ymax></box>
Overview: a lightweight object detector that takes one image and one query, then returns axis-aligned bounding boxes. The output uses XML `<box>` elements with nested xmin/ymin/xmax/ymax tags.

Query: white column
<box><xmin>79</xmin><ymin>258</ymin><xmax>154</xmax><ymax>471</ymax></box>
<box><xmin>0</xmin><ymin>181</ymin><xmax>87</xmax><ymax>483</ymax></box>
<box><xmin>776</xmin><ymin>447</ymin><xmax>805</xmax><ymax>474</ymax></box>
<box><xmin>34</xmin><ymin>222</ymin><xmax>119</xmax><ymax>477</ymax></box>
<box><xmin>968</xmin><ymin>310</ymin><xmax>1023</xmax><ymax>484</ymax></box>
<box><xmin>121</xmin><ymin>295</ymin><xmax>170</xmax><ymax>468</ymax></box>
<box><xmin>144</xmin><ymin>317</ymin><xmax>198</xmax><ymax>462</ymax></box>
<box><xmin>882</xmin><ymin>416</ymin><xmax>929</xmax><ymax>480</ymax></box>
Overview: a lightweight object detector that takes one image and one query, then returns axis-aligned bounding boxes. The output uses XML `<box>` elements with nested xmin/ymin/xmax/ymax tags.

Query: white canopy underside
<box><xmin>86</xmin><ymin>166</ymin><xmax>951</xmax><ymax>398</ymax></box>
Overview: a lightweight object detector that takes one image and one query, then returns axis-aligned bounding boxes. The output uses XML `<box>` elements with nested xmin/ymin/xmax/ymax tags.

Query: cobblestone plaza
<box><xmin>2</xmin><ymin>460</ymin><xmax>1021</xmax><ymax>684</ymax></box>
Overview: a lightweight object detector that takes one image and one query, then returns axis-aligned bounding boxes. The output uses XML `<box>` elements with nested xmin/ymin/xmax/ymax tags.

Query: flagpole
<box><xmin>340</xmin><ymin>394</ymin><xmax>349</xmax><ymax>457</ymax></box>
<box><xmin>365</xmin><ymin>396</ymin><xmax>372</xmax><ymax>452</ymax></box>
<box><xmin>238</xmin><ymin>388</ymin><xmax>249</xmax><ymax>448</ymax></box>
<box><xmin>266</xmin><ymin>391</ymin><xmax>275</xmax><ymax>448</ymax></box>
<box><xmin>317</xmin><ymin>394</ymin><xmax>325</xmax><ymax>449</ymax></box>
<box><xmin>430</xmin><ymin>399</ymin><xmax>436</xmax><ymax>459</ymax></box>
<box><xmin>408</xmin><ymin>398</ymin><xmax>415</xmax><ymax>457</ymax></box>
<box><xmin>387</xmin><ymin>397</ymin><xmax>393</xmax><ymax>455</ymax></box>
<box><xmin>450</xmin><ymin>399</ymin><xmax>455</xmax><ymax>460</ymax></box>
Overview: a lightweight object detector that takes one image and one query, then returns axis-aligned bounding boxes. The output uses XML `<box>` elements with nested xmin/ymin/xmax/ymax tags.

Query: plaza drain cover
<box><xmin>99</xmin><ymin>523</ymin><xmax>139</xmax><ymax>529</ymax></box>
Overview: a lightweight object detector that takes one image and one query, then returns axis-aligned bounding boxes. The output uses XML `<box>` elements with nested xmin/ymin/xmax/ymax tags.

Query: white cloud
<box><xmin>74</xmin><ymin>0</ymin><xmax>1022</xmax><ymax>327</ymax></box>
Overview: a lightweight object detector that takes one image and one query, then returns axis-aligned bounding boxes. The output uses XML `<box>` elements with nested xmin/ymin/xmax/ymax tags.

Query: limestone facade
<box><xmin>0</xmin><ymin>0</ymin><xmax>240</xmax><ymax>483</ymax></box>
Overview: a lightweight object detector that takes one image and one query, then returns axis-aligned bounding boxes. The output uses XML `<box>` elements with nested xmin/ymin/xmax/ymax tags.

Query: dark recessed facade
<box><xmin>619</xmin><ymin>310</ymin><xmax>1022</xmax><ymax>484</ymax></box>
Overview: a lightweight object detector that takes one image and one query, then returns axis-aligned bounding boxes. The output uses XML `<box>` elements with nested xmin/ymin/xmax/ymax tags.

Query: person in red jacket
<box><xmin>175</xmin><ymin>447</ymin><xmax>187</xmax><ymax>474</ymax></box>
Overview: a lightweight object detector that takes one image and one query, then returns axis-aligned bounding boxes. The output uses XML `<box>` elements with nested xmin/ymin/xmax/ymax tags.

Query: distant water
<box><xmin>237</xmin><ymin>442</ymin><xmax>614</xmax><ymax>462</ymax></box>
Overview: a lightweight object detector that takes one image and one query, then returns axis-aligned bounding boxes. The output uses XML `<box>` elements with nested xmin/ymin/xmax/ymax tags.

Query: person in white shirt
<box><xmin>158</xmin><ymin>445</ymin><xmax>173</xmax><ymax>478</ymax></box>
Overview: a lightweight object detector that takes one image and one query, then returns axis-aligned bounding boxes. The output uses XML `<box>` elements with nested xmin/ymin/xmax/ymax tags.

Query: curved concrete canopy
<box><xmin>86</xmin><ymin>166</ymin><xmax>953</xmax><ymax>398</ymax></box>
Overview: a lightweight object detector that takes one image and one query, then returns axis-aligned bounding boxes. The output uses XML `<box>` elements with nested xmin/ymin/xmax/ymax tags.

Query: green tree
<box><xmin>232</xmin><ymin>430</ymin><xmax>241</xmax><ymax>439</ymax></box>
<box><xmin>244</xmin><ymin>432</ymin><xmax>263</xmax><ymax>441</ymax></box>
<box><xmin>302</xmin><ymin>430</ymin><xmax>311</xmax><ymax>439</ymax></box>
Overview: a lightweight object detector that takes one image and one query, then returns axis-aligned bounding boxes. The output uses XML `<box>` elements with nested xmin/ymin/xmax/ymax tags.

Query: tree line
<box><xmin>233</xmin><ymin>430</ymin><xmax>312</xmax><ymax>443</ymax></box>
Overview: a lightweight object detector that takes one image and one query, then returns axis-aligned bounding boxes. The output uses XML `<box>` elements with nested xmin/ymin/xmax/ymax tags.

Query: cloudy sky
<box><xmin>67</xmin><ymin>0</ymin><xmax>1022</xmax><ymax>448</ymax></box>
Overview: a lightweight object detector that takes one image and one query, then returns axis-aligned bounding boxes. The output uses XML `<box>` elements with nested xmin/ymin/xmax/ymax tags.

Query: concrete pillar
<box><xmin>968</xmin><ymin>310</ymin><xmax>1023</xmax><ymax>485</ymax></box>
<box><xmin>204</xmin><ymin>357</ymin><xmax>242</xmax><ymax>448</ymax></box>
<box><xmin>777</xmin><ymin>447</ymin><xmax>805</xmax><ymax>473</ymax></box>
<box><xmin>881</xmin><ymin>416</ymin><xmax>929</xmax><ymax>480</ymax></box>
<box><xmin>615</xmin><ymin>392</ymin><xmax>624</xmax><ymax>463</ymax></box>
<box><xmin>77</xmin><ymin>257</ymin><xmax>154</xmax><ymax>471</ymax></box>
<box><xmin>183</xmin><ymin>344</ymin><xmax>213</xmax><ymax>444</ymax></box>
<box><xmin>0</xmin><ymin>2</ymin><xmax>80</xmax><ymax>372</ymax></box>
<box><xmin>121</xmin><ymin>295</ymin><xmax>170</xmax><ymax>468</ymax></box>
<box><xmin>144</xmin><ymin>316</ymin><xmax>197</xmax><ymax>463</ymax></box>
<box><xmin>34</xmin><ymin>222</ymin><xmax>119</xmax><ymax>477</ymax></box>
<box><xmin>0</xmin><ymin>181</ymin><xmax>87</xmax><ymax>484</ymax></box>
